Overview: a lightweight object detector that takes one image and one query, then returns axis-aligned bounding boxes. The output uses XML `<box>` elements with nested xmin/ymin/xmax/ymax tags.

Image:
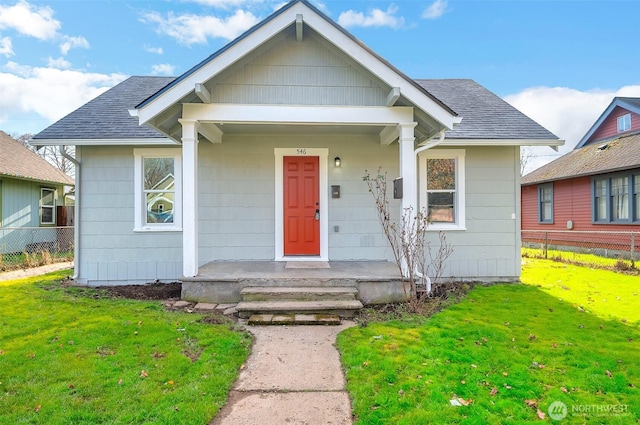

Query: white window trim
<box><xmin>40</xmin><ymin>188</ymin><xmax>56</xmax><ymax>225</ymax></box>
<box><xmin>617</xmin><ymin>113</ymin><xmax>631</xmax><ymax>133</ymax></box>
<box><xmin>419</xmin><ymin>149</ymin><xmax>466</xmax><ymax>231</ymax></box>
<box><xmin>134</xmin><ymin>148</ymin><xmax>182</xmax><ymax>232</ymax></box>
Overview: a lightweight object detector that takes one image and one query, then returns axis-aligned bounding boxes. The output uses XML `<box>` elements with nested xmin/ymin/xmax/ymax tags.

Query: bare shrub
<box><xmin>363</xmin><ymin>168</ymin><xmax>453</xmax><ymax>312</ymax></box>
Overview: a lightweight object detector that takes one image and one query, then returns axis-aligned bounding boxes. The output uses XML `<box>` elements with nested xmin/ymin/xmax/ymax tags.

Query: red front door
<box><xmin>284</xmin><ymin>156</ymin><xmax>320</xmax><ymax>255</ymax></box>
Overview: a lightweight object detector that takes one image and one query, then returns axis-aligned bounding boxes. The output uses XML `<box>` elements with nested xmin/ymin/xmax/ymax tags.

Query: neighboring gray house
<box><xmin>0</xmin><ymin>131</ymin><xmax>74</xmax><ymax>254</ymax></box>
<box><xmin>33</xmin><ymin>0</ymin><xmax>560</xmax><ymax>302</ymax></box>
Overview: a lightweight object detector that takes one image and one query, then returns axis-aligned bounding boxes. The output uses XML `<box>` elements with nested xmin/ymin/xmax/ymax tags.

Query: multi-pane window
<box><xmin>40</xmin><ymin>188</ymin><xmax>55</xmax><ymax>225</ymax></box>
<box><xmin>426</xmin><ymin>158</ymin><xmax>456</xmax><ymax>223</ymax></box>
<box><xmin>611</xmin><ymin>177</ymin><xmax>629</xmax><ymax>220</ymax></box>
<box><xmin>538</xmin><ymin>184</ymin><xmax>553</xmax><ymax>223</ymax></box>
<box><xmin>593</xmin><ymin>173</ymin><xmax>640</xmax><ymax>224</ymax></box>
<box><xmin>617</xmin><ymin>113</ymin><xmax>631</xmax><ymax>133</ymax></box>
<box><xmin>144</xmin><ymin>158</ymin><xmax>175</xmax><ymax>224</ymax></box>
<box><xmin>594</xmin><ymin>179</ymin><xmax>608</xmax><ymax>221</ymax></box>
<box><xmin>635</xmin><ymin>176</ymin><xmax>640</xmax><ymax>221</ymax></box>
<box><xmin>419</xmin><ymin>149</ymin><xmax>465</xmax><ymax>230</ymax></box>
<box><xmin>134</xmin><ymin>149</ymin><xmax>182</xmax><ymax>231</ymax></box>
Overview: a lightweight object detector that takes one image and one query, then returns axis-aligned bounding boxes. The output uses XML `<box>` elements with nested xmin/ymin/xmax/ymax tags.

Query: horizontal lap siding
<box><xmin>437</xmin><ymin>146</ymin><xmax>520</xmax><ymax>281</ymax></box>
<box><xmin>78</xmin><ymin>146</ymin><xmax>182</xmax><ymax>285</ymax></box>
<box><xmin>208</xmin><ymin>32</ymin><xmax>386</xmax><ymax>106</ymax></box>
<box><xmin>198</xmin><ymin>134</ymin><xmax>399</xmax><ymax>262</ymax></box>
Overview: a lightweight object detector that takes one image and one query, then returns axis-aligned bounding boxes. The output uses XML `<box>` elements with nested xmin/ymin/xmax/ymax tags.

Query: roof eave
<box><xmin>31</xmin><ymin>138</ymin><xmax>178</xmax><ymax>147</ymax></box>
<box><xmin>441</xmin><ymin>138</ymin><xmax>564</xmax><ymax>147</ymax></box>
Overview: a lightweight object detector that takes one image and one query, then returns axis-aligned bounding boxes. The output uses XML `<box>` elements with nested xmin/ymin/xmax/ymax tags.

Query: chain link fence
<box><xmin>0</xmin><ymin>227</ymin><xmax>74</xmax><ymax>271</ymax></box>
<box><xmin>522</xmin><ymin>230</ymin><xmax>639</xmax><ymax>269</ymax></box>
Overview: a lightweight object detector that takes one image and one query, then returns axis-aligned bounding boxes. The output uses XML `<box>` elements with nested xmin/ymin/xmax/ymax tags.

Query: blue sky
<box><xmin>1</xmin><ymin>0</ymin><xmax>639</xmax><ymax>172</ymax></box>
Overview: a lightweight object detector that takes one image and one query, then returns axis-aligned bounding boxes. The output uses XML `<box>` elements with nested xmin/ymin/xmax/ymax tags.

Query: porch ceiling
<box><xmin>200</xmin><ymin>122</ymin><xmax>384</xmax><ymax>136</ymax></box>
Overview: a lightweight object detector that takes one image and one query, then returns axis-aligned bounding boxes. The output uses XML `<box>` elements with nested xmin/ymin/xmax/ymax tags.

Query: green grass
<box><xmin>338</xmin><ymin>259</ymin><xmax>640</xmax><ymax>424</ymax></box>
<box><xmin>0</xmin><ymin>270</ymin><xmax>251</xmax><ymax>424</ymax></box>
<box><xmin>521</xmin><ymin>257</ymin><xmax>640</xmax><ymax>325</ymax></box>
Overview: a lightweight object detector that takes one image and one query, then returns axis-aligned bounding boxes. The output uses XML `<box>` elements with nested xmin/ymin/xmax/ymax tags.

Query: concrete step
<box><xmin>247</xmin><ymin>314</ymin><xmax>341</xmax><ymax>325</ymax></box>
<box><xmin>236</xmin><ymin>299</ymin><xmax>363</xmax><ymax>319</ymax></box>
<box><xmin>240</xmin><ymin>286</ymin><xmax>358</xmax><ymax>302</ymax></box>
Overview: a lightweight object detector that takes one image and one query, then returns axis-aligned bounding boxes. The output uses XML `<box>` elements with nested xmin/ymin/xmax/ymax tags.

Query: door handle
<box><xmin>315</xmin><ymin>209</ymin><xmax>320</xmax><ymax>220</ymax></box>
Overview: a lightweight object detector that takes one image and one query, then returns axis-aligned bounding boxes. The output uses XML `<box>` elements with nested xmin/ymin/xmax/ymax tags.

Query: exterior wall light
<box><xmin>334</xmin><ymin>156</ymin><xmax>341</xmax><ymax>167</ymax></box>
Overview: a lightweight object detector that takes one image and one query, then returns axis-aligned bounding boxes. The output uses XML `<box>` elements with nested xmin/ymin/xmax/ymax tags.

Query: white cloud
<box><xmin>0</xmin><ymin>62</ymin><xmax>126</xmax><ymax>128</ymax></box>
<box><xmin>338</xmin><ymin>4</ymin><xmax>405</xmax><ymax>29</ymax></box>
<box><xmin>188</xmin><ymin>0</ymin><xmax>254</xmax><ymax>8</ymax></box>
<box><xmin>144</xmin><ymin>45</ymin><xmax>164</xmax><ymax>55</ymax></box>
<box><xmin>150</xmin><ymin>63</ymin><xmax>175</xmax><ymax>76</ymax></box>
<box><xmin>59</xmin><ymin>35</ymin><xmax>89</xmax><ymax>55</ymax></box>
<box><xmin>141</xmin><ymin>9</ymin><xmax>260</xmax><ymax>45</ymax></box>
<box><xmin>0</xmin><ymin>0</ymin><xmax>60</xmax><ymax>40</ymax></box>
<box><xmin>0</xmin><ymin>36</ymin><xmax>13</xmax><ymax>56</ymax></box>
<box><xmin>47</xmin><ymin>56</ymin><xmax>71</xmax><ymax>69</ymax></box>
<box><xmin>505</xmin><ymin>85</ymin><xmax>640</xmax><ymax>174</ymax></box>
<box><xmin>422</xmin><ymin>0</ymin><xmax>450</xmax><ymax>20</ymax></box>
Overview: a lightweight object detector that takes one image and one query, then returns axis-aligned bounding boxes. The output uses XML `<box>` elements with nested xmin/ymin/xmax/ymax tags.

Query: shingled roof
<box><xmin>521</xmin><ymin>132</ymin><xmax>640</xmax><ymax>185</ymax></box>
<box><xmin>416</xmin><ymin>79</ymin><xmax>559</xmax><ymax>140</ymax></box>
<box><xmin>33</xmin><ymin>76</ymin><xmax>174</xmax><ymax>141</ymax></box>
<box><xmin>34</xmin><ymin>76</ymin><xmax>558</xmax><ymax>143</ymax></box>
<box><xmin>0</xmin><ymin>131</ymin><xmax>74</xmax><ymax>185</ymax></box>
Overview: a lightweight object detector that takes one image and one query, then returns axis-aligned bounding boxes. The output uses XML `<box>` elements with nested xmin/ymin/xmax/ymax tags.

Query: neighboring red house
<box><xmin>521</xmin><ymin>97</ymin><xmax>640</xmax><ymax>252</ymax></box>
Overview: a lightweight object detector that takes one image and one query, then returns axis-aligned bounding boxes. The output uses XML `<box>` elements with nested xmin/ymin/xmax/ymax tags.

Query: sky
<box><xmin>1</xmin><ymin>0</ymin><xmax>639</xmax><ymax>173</ymax></box>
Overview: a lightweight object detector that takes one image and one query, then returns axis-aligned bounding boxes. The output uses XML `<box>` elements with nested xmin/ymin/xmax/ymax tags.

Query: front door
<box><xmin>283</xmin><ymin>156</ymin><xmax>320</xmax><ymax>255</ymax></box>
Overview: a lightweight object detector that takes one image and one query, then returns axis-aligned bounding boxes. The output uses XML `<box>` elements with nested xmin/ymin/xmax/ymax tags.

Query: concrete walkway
<box><xmin>0</xmin><ymin>262</ymin><xmax>73</xmax><ymax>281</ymax></box>
<box><xmin>212</xmin><ymin>322</ymin><xmax>355</xmax><ymax>425</ymax></box>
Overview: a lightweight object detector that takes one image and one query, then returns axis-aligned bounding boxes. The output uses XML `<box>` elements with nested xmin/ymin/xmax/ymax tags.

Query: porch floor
<box><xmin>191</xmin><ymin>260</ymin><xmax>401</xmax><ymax>281</ymax></box>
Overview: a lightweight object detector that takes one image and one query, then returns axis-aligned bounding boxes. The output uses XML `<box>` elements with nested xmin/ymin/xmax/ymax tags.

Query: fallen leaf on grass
<box><xmin>524</xmin><ymin>399</ymin><xmax>538</xmax><ymax>408</ymax></box>
<box><xmin>490</xmin><ymin>387</ymin><xmax>498</xmax><ymax>397</ymax></box>
<box><xmin>537</xmin><ymin>409</ymin><xmax>546</xmax><ymax>419</ymax></box>
<box><xmin>167</xmin><ymin>380</ymin><xmax>175</xmax><ymax>385</ymax></box>
<box><xmin>529</xmin><ymin>334</ymin><xmax>536</xmax><ymax>340</ymax></box>
<box><xmin>140</xmin><ymin>370</ymin><xmax>148</xmax><ymax>378</ymax></box>
<box><xmin>606</xmin><ymin>370</ymin><xmax>613</xmax><ymax>378</ymax></box>
<box><xmin>450</xmin><ymin>397</ymin><xmax>473</xmax><ymax>406</ymax></box>
<box><xmin>118</xmin><ymin>379</ymin><xmax>123</xmax><ymax>385</ymax></box>
<box><xmin>35</xmin><ymin>405</ymin><xmax>41</xmax><ymax>413</ymax></box>
<box><xmin>561</xmin><ymin>387</ymin><xmax>568</xmax><ymax>393</ymax></box>
<box><xmin>0</xmin><ymin>350</ymin><xmax>4</xmax><ymax>355</ymax></box>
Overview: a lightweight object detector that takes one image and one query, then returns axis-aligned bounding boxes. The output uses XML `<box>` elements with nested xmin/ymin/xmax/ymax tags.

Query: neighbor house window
<box><xmin>538</xmin><ymin>184</ymin><xmax>553</xmax><ymax>223</ymax></box>
<box><xmin>635</xmin><ymin>176</ymin><xmax>640</xmax><ymax>221</ymax></box>
<box><xmin>134</xmin><ymin>149</ymin><xmax>182</xmax><ymax>231</ymax></box>
<box><xmin>40</xmin><ymin>188</ymin><xmax>55</xmax><ymax>225</ymax></box>
<box><xmin>592</xmin><ymin>173</ymin><xmax>640</xmax><ymax>224</ymax></box>
<box><xmin>419</xmin><ymin>149</ymin><xmax>465</xmax><ymax>230</ymax></box>
<box><xmin>617</xmin><ymin>113</ymin><xmax>631</xmax><ymax>133</ymax></box>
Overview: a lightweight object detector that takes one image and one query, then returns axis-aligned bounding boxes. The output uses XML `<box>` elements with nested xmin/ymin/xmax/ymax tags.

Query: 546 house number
<box><xmin>296</xmin><ymin>148</ymin><xmax>307</xmax><ymax>155</ymax></box>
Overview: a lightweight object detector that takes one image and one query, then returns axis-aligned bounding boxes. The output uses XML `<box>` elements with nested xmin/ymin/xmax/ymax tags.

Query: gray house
<box><xmin>33</xmin><ymin>0</ymin><xmax>560</xmax><ymax>306</ymax></box>
<box><xmin>0</xmin><ymin>131</ymin><xmax>74</xmax><ymax>254</ymax></box>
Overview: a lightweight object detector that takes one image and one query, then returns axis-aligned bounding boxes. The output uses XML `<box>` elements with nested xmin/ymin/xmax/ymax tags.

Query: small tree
<box><xmin>364</xmin><ymin>168</ymin><xmax>453</xmax><ymax>312</ymax></box>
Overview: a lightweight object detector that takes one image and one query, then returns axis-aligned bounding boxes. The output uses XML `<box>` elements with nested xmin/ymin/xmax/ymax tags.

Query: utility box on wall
<box><xmin>331</xmin><ymin>185</ymin><xmax>340</xmax><ymax>198</ymax></box>
<box><xmin>393</xmin><ymin>177</ymin><xmax>403</xmax><ymax>199</ymax></box>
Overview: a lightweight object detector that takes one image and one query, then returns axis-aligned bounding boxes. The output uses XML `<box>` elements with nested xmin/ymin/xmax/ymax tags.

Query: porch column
<box><xmin>399</xmin><ymin>122</ymin><xmax>418</xmax><ymax>214</ymax></box>
<box><xmin>180</xmin><ymin>119</ymin><xmax>199</xmax><ymax>277</ymax></box>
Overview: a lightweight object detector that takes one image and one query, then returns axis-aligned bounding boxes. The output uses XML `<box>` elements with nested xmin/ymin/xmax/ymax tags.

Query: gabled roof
<box><xmin>417</xmin><ymin>79</ymin><xmax>559</xmax><ymax>141</ymax></box>
<box><xmin>575</xmin><ymin>97</ymin><xmax>640</xmax><ymax>148</ymax></box>
<box><xmin>132</xmin><ymin>0</ymin><xmax>460</xmax><ymax>135</ymax></box>
<box><xmin>0</xmin><ymin>131</ymin><xmax>74</xmax><ymax>185</ymax></box>
<box><xmin>33</xmin><ymin>76</ymin><xmax>173</xmax><ymax>143</ymax></box>
<box><xmin>521</xmin><ymin>132</ymin><xmax>640</xmax><ymax>185</ymax></box>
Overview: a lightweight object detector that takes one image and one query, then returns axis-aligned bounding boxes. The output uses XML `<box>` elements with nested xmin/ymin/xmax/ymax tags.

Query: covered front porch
<box><xmin>180</xmin><ymin>260</ymin><xmax>405</xmax><ymax>307</ymax></box>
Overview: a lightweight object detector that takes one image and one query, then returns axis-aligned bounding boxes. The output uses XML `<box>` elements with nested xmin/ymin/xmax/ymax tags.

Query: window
<box><xmin>40</xmin><ymin>188</ymin><xmax>55</xmax><ymax>225</ymax></box>
<box><xmin>134</xmin><ymin>149</ymin><xmax>182</xmax><ymax>231</ymax></box>
<box><xmin>594</xmin><ymin>179</ymin><xmax>608</xmax><ymax>221</ymax></box>
<box><xmin>538</xmin><ymin>184</ymin><xmax>553</xmax><ymax>223</ymax></box>
<box><xmin>592</xmin><ymin>173</ymin><xmax>640</xmax><ymax>224</ymax></box>
<box><xmin>617</xmin><ymin>113</ymin><xmax>631</xmax><ymax>133</ymax></box>
<box><xmin>419</xmin><ymin>149</ymin><xmax>465</xmax><ymax>230</ymax></box>
<box><xmin>635</xmin><ymin>176</ymin><xmax>640</xmax><ymax>221</ymax></box>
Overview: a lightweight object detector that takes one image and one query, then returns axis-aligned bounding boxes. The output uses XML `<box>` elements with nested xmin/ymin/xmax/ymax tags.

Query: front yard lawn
<box><xmin>0</xmin><ymin>270</ymin><xmax>251</xmax><ymax>425</ymax></box>
<box><xmin>338</xmin><ymin>259</ymin><xmax>639</xmax><ymax>424</ymax></box>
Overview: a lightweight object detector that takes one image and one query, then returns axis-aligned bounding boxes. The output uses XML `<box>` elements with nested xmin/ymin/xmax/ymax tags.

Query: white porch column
<box><xmin>399</xmin><ymin>122</ymin><xmax>418</xmax><ymax>214</ymax></box>
<box><xmin>180</xmin><ymin>119</ymin><xmax>199</xmax><ymax>277</ymax></box>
